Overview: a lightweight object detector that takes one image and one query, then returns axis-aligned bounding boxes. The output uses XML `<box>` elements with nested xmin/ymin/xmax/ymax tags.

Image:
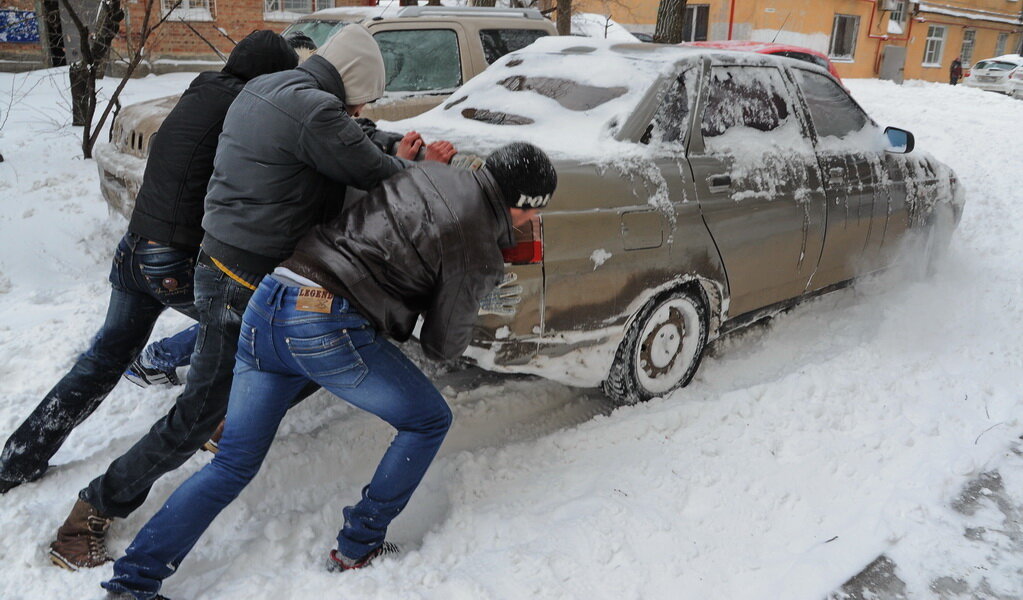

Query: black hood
<box><xmin>223</xmin><ymin>30</ymin><xmax>299</xmax><ymax>82</ymax></box>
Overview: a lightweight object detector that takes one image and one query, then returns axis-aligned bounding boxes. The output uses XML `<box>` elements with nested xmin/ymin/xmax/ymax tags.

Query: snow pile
<box><xmin>1</xmin><ymin>67</ymin><xmax>1023</xmax><ymax>600</ymax></box>
<box><xmin>571</xmin><ymin>13</ymin><xmax>639</xmax><ymax>42</ymax></box>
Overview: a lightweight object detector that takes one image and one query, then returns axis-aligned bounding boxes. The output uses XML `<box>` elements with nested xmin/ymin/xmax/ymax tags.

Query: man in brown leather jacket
<box><xmin>102</xmin><ymin>143</ymin><xmax>557</xmax><ymax>599</ymax></box>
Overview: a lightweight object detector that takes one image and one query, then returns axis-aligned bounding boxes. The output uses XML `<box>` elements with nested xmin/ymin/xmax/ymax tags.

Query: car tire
<box><xmin>603</xmin><ymin>288</ymin><xmax>708</xmax><ymax>406</ymax></box>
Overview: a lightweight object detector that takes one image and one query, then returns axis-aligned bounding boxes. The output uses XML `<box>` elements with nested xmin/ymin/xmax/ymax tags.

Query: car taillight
<box><xmin>502</xmin><ymin>215</ymin><xmax>543</xmax><ymax>265</ymax></box>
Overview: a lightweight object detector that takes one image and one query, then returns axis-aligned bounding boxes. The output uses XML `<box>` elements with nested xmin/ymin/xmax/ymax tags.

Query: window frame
<box><xmin>682</xmin><ymin>4</ymin><xmax>710</xmax><ymax>42</ymax></box>
<box><xmin>792</xmin><ymin>67</ymin><xmax>876</xmax><ymax>145</ymax></box>
<box><xmin>922</xmin><ymin>25</ymin><xmax>947</xmax><ymax>67</ymax></box>
<box><xmin>828</xmin><ymin>14</ymin><xmax>860</xmax><ymax>62</ymax></box>
<box><xmin>995</xmin><ymin>32</ymin><xmax>1009</xmax><ymax>57</ymax></box>
<box><xmin>889</xmin><ymin>0</ymin><xmax>908</xmax><ymax>27</ymax></box>
<box><xmin>162</xmin><ymin>0</ymin><xmax>214</xmax><ymax>22</ymax></box>
<box><xmin>960</xmin><ymin>29</ymin><xmax>976</xmax><ymax>68</ymax></box>
<box><xmin>264</xmin><ymin>0</ymin><xmax>332</xmax><ymax>21</ymax></box>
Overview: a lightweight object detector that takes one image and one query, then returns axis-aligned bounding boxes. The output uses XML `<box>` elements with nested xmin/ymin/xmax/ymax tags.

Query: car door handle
<box><xmin>707</xmin><ymin>174</ymin><xmax>732</xmax><ymax>194</ymax></box>
<box><xmin>828</xmin><ymin>167</ymin><xmax>846</xmax><ymax>182</ymax></box>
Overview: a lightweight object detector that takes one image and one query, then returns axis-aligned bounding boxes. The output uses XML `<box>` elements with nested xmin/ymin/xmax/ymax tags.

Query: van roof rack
<box><xmin>394</xmin><ymin>6</ymin><xmax>545</xmax><ymax>19</ymax></box>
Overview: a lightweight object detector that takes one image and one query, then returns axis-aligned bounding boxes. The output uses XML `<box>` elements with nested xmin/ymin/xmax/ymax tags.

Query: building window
<box><xmin>829</xmin><ymin>14</ymin><xmax>859</xmax><ymax>61</ymax></box>
<box><xmin>162</xmin><ymin>0</ymin><xmax>214</xmax><ymax>21</ymax></box>
<box><xmin>960</xmin><ymin>30</ymin><xmax>976</xmax><ymax>67</ymax></box>
<box><xmin>888</xmin><ymin>0</ymin><xmax>908</xmax><ymax>35</ymax></box>
<box><xmin>922</xmin><ymin>25</ymin><xmax>946</xmax><ymax>66</ymax></box>
<box><xmin>682</xmin><ymin>4</ymin><xmax>709</xmax><ymax>42</ymax></box>
<box><xmin>995</xmin><ymin>32</ymin><xmax>1009</xmax><ymax>57</ymax></box>
<box><xmin>264</xmin><ymin>0</ymin><xmax>332</xmax><ymax>19</ymax></box>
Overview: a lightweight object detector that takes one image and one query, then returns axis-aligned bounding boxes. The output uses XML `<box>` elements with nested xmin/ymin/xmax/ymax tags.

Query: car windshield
<box><xmin>394</xmin><ymin>38</ymin><xmax>674</xmax><ymax>157</ymax></box>
<box><xmin>974</xmin><ymin>60</ymin><xmax>1019</xmax><ymax>71</ymax></box>
<box><xmin>283</xmin><ymin>20</ymin><xmax>348</xmax><ymax>47</ymax></box>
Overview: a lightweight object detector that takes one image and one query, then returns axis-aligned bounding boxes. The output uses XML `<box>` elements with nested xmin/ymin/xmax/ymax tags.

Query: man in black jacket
<box><xmin>101</xmin><ymin>143</ymin><xmax>557</xmax><ymax>599</ymax></box>
<box><xmin>0</xmin><ymin>31</ymin><xmax>298</xmax><ymax>501</ymax></box>
<box><xmin>50</xmin><ymin>23</ymin><xmax>452</xmax><ymax>574</ymax></box>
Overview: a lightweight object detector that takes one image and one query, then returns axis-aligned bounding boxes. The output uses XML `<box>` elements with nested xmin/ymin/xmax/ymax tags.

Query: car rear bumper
<box><xmin>94</xmin><ymin>142</ymin><xmax>145</xmax><ymax>218</ymax></box>
<box><xmin>963</xmin><ymin>78</ymin><xmax>1011</xmax><ymax>93</ymax></box>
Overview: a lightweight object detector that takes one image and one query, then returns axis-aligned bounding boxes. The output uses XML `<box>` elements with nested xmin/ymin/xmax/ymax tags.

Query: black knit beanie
<box><xmin>485</xmin><ymin>142</ymin><xmax>557</xmax><ymax>209</ymax></box>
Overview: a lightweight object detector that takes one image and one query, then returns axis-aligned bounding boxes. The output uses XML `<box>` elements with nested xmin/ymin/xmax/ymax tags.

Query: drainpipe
<box><xmin>728</xmin><ymin>0</ymin><xmax>736</xmax><ymax>40</ymax></box>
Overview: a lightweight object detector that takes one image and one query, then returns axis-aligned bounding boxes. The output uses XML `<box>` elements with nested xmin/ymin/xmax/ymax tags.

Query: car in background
<box><xmin>963</xmin><ymin>54</ymin><xmax>1023</xmax><ymax>94</ymax></box>
<box><xmin>1009</xmin><ymin>67</ymin><xmax>1023</xmax><ymax>99</ymax></box>
<box><xmin>395</xmin><ymin>38</ymin><xmax>963</xmax><ymax>404</ymax></box>
<box><xmin>681</xmin><ymin>40</ymin><xmax>843</xmax><ymax>82</ymax></box>
<box><xmin>94</xmin><ymin>6</ymin><xmax>556</xmax><ymax>217</ymax></box>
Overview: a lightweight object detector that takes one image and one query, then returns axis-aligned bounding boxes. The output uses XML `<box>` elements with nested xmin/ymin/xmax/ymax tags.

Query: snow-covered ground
<box><xmin>0</xmin><ymin>68</ymin><xmax>1022</xmax><ymax>600</ymax></box>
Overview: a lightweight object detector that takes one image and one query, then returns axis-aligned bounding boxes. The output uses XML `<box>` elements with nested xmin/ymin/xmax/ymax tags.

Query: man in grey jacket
<box><xmin>50</xmin><ymin>23</ymin><xmax>455</xmax><ymax>572</ymax></box>
<box><xmin>102</xmin><ymin>143</ymin><xmax>557</xmax><ymax>599</ymax></box>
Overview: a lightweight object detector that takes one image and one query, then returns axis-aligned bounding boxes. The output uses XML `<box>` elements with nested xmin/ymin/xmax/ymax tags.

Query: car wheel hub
<box><xmin>634</xmin><ymin>297</ymin><xmax>703</xmax><ymax>396</ymax></box>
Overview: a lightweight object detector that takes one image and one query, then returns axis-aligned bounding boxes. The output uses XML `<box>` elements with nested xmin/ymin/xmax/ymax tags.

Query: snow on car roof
<box><xmin>391</xmin><ymin>37</ymin><xmax>701</xmax><ymax>160</ymax></box>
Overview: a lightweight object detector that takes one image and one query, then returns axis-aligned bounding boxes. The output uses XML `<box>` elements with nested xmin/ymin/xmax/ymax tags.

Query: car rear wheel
<box><xmin>603</xmin><ymin>289</ymin><xmax>708</xmax><ymax>406</ymax></box>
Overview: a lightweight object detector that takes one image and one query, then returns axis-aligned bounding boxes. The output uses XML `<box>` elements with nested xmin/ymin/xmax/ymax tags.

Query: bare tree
<box><xmin>653</xmin><ymin>0</ymin><xmax>686</xmax><ymax>44</ymax></box>
<box><xmin>59</xmin><ymin>0</ymin><xmax>180</xmax><ymax>157</ymax></box>
<box><xmin>555</xmin><ymin>0</ymin><xmax>570</xmax><ymax>35</ymax></box>
<box><xmin>470</xmin><ymin>0</ymin><xmax>497</xmax><ymax>6</ymax></box>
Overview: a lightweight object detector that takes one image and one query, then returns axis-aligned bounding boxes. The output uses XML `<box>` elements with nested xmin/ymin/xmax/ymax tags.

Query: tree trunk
<box><xmin>555</xmin><ymin>0</ymin><xmax>570</xmax><ymax>35</ymax></box>
<box><xmin>426</xmin><ymin>0</ymin><xmax>441</xmax><ymax>5</ymax></box>
<box><xmin>398</xmin><ymin>0</ymin><xmax>417</xmax><ymax>6</ymax></box>
<box><xmin>653</xmin><ymin>0</ymin><xmax>687</xmax><ymax>44</ymax></box>
<box><xmin>471</xmin><ymin>0</ymin><xmax>497</xmax><ymax>6</ymax></box>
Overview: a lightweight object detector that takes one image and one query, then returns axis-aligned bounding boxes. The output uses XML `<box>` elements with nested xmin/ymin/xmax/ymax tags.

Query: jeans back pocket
<box><xmin>139</xmin><ymin>258</ymin><xmax>195</xmax><ymax>309</ymax></box>
<box><xmin>286</xmin><ymin>330</ymin><xmax>368</xmax><ymax>388</ymax></box>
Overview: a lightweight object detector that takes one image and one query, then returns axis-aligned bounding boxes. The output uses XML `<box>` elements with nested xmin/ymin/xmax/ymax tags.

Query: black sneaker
<box><xmin>0</xmin><ymin>478</ymin><xmax>21</xmax><ymax>494</ymax></box>
<box><xmin>106</xmin><ymin>593</ymin><xmax>171</xmax><ymax>600</ymax></box>
<box><xmin>123</xmin><ymin>358</ymin><xmax>181</xmax><ymax>388</ymax></box>
<box><xmin>326</xmin><ymin>541</ymin><xmax>400</xmax><ymax>572</ymax></box>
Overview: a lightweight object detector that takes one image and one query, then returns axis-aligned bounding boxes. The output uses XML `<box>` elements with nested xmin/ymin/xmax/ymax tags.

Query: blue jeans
<box><xmin>0</xmin><ymin>233</ymin><xmax>197</xmax><ymax>484</ymax></box>
<box><xmin>104</xmin><ymin>276</ymin><xmax>452</xmax><ymax>599</ymax></box>
<box><xmin>140</xmin><ymin>324</ymin><xmax>199</xmax><ymax>372</ymax></box>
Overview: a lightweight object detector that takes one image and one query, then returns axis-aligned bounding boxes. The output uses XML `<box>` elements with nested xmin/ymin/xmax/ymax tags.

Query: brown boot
<box><xmin>202</xmin><ymin>419</ymin><xmax>226</xmax><ymax>454</ymax></box>
<box><xmin>49</xmin><ymin>499</ymin><xmax>113</xmax><ymax>570</ymax></box>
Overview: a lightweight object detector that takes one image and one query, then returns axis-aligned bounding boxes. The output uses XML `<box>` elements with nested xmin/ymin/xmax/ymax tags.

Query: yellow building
<box><xmin>579</xmin><ymin>0</ymin><xmax>1023</xmax><ymax>82</ymax></box>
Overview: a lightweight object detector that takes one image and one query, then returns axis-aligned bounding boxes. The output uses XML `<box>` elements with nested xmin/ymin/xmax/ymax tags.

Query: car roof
<box><xmin>975</xmin><ymin>54</ymin><xmax>1023</xmax><ymax>64</ymax></box>
<box><xmin>681</xmin><ymin>40</ymin><xmax>830</xmax><ymax>61</ymax></box>
<box><xmin>296</xmin><ymin>5</ymin><xmax>547</xmax><ymax>24</ymax></box>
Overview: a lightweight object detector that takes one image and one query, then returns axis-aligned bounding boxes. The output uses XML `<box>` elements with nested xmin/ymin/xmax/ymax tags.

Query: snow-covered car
<box><xmin>1008</xmin><ymin>66</ymin><xmax>1023</xmax><ymax>99</ymax></box>
<box><xmin>394</xmin><ymin>37</ymin><xmax>965</xmax><ymax>404</ymax></box>
<box><xmin>963</xmin><ymin>54</ymin><xmax>1023</xmax><ymax>94</ymax></box>
<box><xmin>94</xmin><ymin>6</ymin><xmax>556</xmax><ymax>217</ymax></box>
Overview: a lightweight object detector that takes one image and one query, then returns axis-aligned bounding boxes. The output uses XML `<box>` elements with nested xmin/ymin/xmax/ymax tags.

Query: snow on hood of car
<box><xmin>387</xmin><ymin>37</ymin><xmax>686</xmax><ymax>161</ymax></box>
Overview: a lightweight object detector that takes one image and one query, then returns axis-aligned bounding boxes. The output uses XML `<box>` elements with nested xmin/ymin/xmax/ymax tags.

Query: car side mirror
<box><xmin>884</xmin><ymin>126</ymin><xmax>915</xmax><ymax>154</ymax></box>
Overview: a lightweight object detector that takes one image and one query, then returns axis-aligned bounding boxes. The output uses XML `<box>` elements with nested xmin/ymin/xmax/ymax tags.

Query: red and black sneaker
<box><xmin>326</xmin><ymin>542</ymin><xmax>400</xmax><ymax>572</ymax></box>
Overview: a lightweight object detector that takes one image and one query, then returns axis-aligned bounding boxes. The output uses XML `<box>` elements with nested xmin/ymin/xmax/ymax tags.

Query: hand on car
<box><xmin>396</xmin><ymin>131</ymin><xmax>424</xmax><ymax>160</ymax></box>
<box><xmin>478</xmin><ymin>272</ymin><xmax>522</xmax><ymax>317</ymax></box>
<box><xmin>425</xmin><ymin>141</ymin><xmax>457</xmax><ymax>164</ymax></box>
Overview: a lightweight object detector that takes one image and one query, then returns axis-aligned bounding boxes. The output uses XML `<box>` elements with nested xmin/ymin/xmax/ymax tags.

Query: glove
<box><xmin>478</xmin><ymin>272</ymin><xmax>523</xmax><ymax>316</ymax></box>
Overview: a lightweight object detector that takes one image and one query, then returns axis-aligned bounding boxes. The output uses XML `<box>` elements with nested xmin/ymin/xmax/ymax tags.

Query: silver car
<box><xmin>963</xmin><ymin>54</ymin><xmax>1023</xmax><ymax>94</ymax></box>
<box><xmin>396</xmin><ymin>38</ymin><xmax>965</xmax><ymax>404</ymax></box>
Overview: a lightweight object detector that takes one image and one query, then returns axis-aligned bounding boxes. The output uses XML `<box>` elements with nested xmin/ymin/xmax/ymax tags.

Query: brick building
<box><xmin>0</xmin><ymin>0</ymin><xmax>375</xmax><ymax>73</ymax></box>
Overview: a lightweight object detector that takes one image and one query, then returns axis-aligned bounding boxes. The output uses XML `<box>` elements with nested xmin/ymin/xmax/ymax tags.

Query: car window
<box><xmin>974</xmin><ymin>60</ymin><xmax>1019</xmax><ymax>71</ymax></box>
<box><xmin>373</xmin><ymin>29</ymin><xmax>462</xmax><ymax>93</ymax></box>
<box><xmin>794</xmin><ymin>69</ymin><xmax>870</xmax><ymax>139</ymax></box>
<box><xmin>644</xmin><ymin>71</ymin><xmax>692</xmax><ymax>146</ymax></box>
<box><xmin>283</xmin><ymin>21</ymin><xmax>347</xmax><ymax>48</ymax></box>
<box><xmin>700</xmin><ymin>66</ymin><xmax>793</xmax><ymax>139</ymax></box>
<box><xmin>479</xmin><ymin>29</ymin><xmax>549</xmax><ymax>64</ymax></box>
<box><xmin>772</xmin><ymin>50</ymin><xmax>830</xmax><ymax>71</ymax></box>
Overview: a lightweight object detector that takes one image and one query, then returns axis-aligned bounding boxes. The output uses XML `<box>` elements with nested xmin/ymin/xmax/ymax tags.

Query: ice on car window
<box><xmin>645</xmin><ymin>70</ymin><xmax>694</xmax><ymax>145</ymax></box>
<box><xmin>480</xmin><ymin>30</ymin><xmax>549</xmax><ymax>64</ymax></box>
<box><xmin>284</xmin><ymin>21</ymin><xmax>348</xmax><ymax>48</ymax></box>
<box><xmin>496</xmin><ymin>76</ymin><xmax>627</xmax><ymax>111</ymax></box>
<box><xmin>374</xmin><ymin>29</ymin><xmax>462</xmax><ymax>93</ymax></box>
<box><xmin>701</xmin><ymin>66</ymin><xmax>790</xmax><ymax>138</ymax></box>
<box><xmin>974</xmin><ymin>60</ymin><xmax>1017</xmax><ymax>71</ymax></box>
